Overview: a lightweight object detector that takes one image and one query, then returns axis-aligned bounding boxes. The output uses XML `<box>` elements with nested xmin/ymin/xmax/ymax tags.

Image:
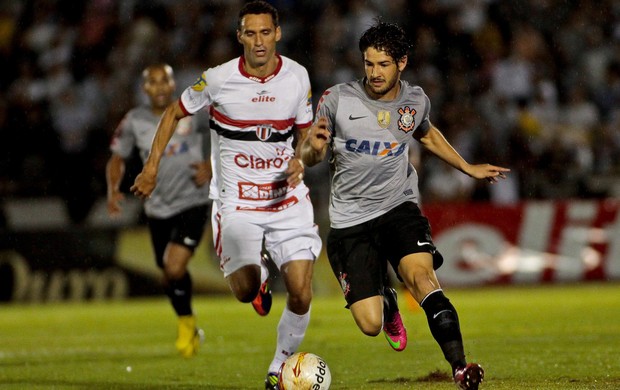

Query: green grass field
<box><xmin>1</xmin><ymin>283</ymin><xmax>619</xmax><ymax>389</ymax></box>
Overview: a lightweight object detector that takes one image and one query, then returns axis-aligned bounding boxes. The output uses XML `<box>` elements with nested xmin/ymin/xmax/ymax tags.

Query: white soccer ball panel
<box><xmin>278</xmin><ymin>352</ymin><xmax>331</xmax><ymax>390</ymax></box>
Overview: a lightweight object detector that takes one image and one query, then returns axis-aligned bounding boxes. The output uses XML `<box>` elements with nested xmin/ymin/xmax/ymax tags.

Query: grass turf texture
<box><xmin>0</xmin><ymin>283</ymin><xmax>619</xmax><ymax>389</ymax></box>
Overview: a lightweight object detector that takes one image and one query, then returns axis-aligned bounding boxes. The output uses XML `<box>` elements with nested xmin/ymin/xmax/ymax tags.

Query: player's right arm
<box><xmin>131</xmin><ymin>100</ymin><xmax>187</xmax><ymax>199</ymax></box>
<box><xmin>300</xmin><ymin>88</ymin><xmax>335</xmax><ymax>167</ymax></box>
<box><xmin>300</xmin><ymin>117</ymin><xmax>330</xmax><ymax>167</ymax></box>
<box><xmin>106</xmin><ymin>153</ymin><xmax>126</xmax><ymax>216</ymax></box>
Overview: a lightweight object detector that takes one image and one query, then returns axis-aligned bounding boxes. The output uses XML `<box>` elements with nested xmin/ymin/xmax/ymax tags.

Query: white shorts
<box><xmin>211</xmin><ymin>193</ymin><xmax>322</xmax><ymax>277</ymax></box>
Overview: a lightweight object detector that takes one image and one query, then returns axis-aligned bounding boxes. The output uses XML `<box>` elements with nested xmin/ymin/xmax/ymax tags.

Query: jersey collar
<box><xmin>238</xmin><ymin>54</ymin><xmax>282</xmax><ymax>83</ymax></box>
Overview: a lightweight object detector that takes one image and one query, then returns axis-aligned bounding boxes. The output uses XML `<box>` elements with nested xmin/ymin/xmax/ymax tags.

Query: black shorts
<box><xmin>147</xmin><ymin>204</ymin><xmax>209</xmax><ymax>269</ymax></box>
<box><xmin>326</xmin><ymin>201</ymin><xmax>443</xmax><ymax>307</ymax></box>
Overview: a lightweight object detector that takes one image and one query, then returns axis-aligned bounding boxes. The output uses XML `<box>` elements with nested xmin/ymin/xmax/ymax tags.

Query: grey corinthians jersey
<box><xmin>315</xmin><ymin>79</ymin><xmax>431</xmax><ymax>228</ymax></box>
<box><xmin>110</xmin><ymin>106</ymin><xmax>210</xmax><ymax>218</ymax></box>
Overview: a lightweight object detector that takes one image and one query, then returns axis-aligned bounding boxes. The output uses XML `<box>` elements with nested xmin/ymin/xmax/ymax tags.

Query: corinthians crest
<box><xmin>377</xmin><ymin>110</ymin><xmax>390</xmax><ymax>129</ymax></box>
<box><xmin>397</xmin><ymin>106</ymin><xmax>416</xmax><ymax>133</ymax></box>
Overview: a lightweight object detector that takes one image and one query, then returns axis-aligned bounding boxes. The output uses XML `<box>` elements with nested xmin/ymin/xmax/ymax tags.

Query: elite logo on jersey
<box><xmin>256</xmin><ymin>125</ymin><xmax>273</xmax><ymax>141</ymax></box>
<box><xmin>377</xmin><ymin>110</ymin><xmax>391</xmax><ymax>129</ymax></box>
<box><xmin>398</xmin><ymin>106</ymin><xmax>416</xmax><ymax>133</ymax></box>
<box><xmin>191</xmin><ymin>74</ymin><xmax>207</xmax><ymax>91</ymax></box>
<box><xmin>252</xmin><ymin>90</ymin><xmax>276</xmax><ymax>102</ymax></box>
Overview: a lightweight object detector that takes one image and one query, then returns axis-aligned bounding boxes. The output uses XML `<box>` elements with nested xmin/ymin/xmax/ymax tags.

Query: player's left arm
<box><xmin>415</xmin><ymin>123</ymin><xmax>510</xmax><ymax>183</ymax></box>
<box><xmin>287</xmin><ymin>72</ymin><xmax>313</xmax><ymax>187</ymax></box>
<box><xmin>286</xmin><ymin>124</ymin><xmax>310</xmax><ymax>187</ymax></box>
<box><xmin>191</xmin><ymin>108</ymin><xmax>212</xmax><ymax>188</ymax></box>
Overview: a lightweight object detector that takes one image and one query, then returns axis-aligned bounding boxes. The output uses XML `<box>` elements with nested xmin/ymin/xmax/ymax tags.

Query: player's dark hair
<box><xmin>359</xmin><ymin>20</ymin><xmax>410</xmax><ymax>62</ymax></box>
<box><xmin>238</xmin><ymin>1</ymin><xmax>279</xmax><ymax>29</ymax></box>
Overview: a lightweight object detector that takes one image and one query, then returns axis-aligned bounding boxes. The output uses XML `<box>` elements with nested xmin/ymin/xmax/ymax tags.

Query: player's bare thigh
<box><xmin>398</xmin><ymin>252</ymin><xmax>441</xmax><ymax>302</ymax></box>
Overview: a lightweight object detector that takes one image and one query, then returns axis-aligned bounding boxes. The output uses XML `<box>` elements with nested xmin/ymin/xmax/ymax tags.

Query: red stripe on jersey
<box><xmin>210</xmin><ymin>106</ymin><xmax>295</xmax><ymax>131</ymax></box>
<box><xmin>296</xmin><ymin>120</ymin><xmax>312</xmax><ymax>130</ymax></box>
<box><xmin>214</xmin><ymin>210</ymin><xmax>222</xmax><ymax>257</ymax></box>
<box><xmin>179</xmin><ymin>99</ymin><xmax>190</xmax><ymax>116</ymax></box>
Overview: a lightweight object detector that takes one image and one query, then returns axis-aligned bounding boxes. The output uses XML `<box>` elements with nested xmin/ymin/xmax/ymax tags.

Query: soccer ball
<box><xmin>278</xmin><ymin>352</ymin><xmax>331</xmax><ymax>390</ymax></box>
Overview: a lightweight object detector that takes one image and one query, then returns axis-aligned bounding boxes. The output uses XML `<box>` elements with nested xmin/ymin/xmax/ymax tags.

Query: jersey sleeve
<box><xmin>414</xmin><ymin>91</ymin><xmax>432</xmax><ymax>136</ymax></box>
<box><xmin>109</xmin><ymin>112</ymin><xmax>136</xmax><ymax>158</ymax></box>
<box><xmin>180</xmin><ymin>70</ymin><xmax>212</xmax><ymax>115</ymax></box>
<box><xmin>315</xmin><ymin>87</ymin><xmax>338</xmax><ymax>136</ymax></box>
<box><xmin>295</xmin><ymin>68</ymin><xmax>314</xmax><ymax>128</ymax></box>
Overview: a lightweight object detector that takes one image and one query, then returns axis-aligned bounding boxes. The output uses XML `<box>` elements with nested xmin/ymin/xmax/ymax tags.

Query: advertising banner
<box><xmin>424</xmin><ymin>199</ymin><xmax>620</xmax><ymax>286</ymax></box>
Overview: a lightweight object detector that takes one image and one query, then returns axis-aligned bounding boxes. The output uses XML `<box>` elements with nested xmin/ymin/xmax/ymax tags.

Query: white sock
<box><xmin>260</xmin><ymin>262</ymin><xmax>269</xmax><ymax>284</ymax></box>
<box><xmin>268</xmin><ymin>306</ymin><xmax>311</xmax><ymax>373</ymax></box>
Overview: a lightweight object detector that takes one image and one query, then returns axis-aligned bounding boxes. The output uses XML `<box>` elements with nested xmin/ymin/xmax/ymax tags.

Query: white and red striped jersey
<box><xmin>180</xmin><ymin>55</ymin><xmax>313</xmax><ymax>211</ymax></box>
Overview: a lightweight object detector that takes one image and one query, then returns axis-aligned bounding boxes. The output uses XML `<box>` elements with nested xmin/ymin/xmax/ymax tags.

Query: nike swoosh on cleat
<box><xmin>348</xmin><ymin>114</ymin><xmax>366</xmax><ymax>120</ymax></box>
<box><xmin>385</xmin><ymin>336</ymin><xmax>401</xmax><ymax>350</ymax></box>
<box><xmin>417</xmin><ymin>240</ymin><xmax>431</xmax><ymax>246</ymax></box>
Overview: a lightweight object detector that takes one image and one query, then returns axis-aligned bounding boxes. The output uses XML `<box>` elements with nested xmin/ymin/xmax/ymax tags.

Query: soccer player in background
<box><xmin>130</xmin><ymin>2</ymin><xmax>322</xmax><ymax>389</ymax></box>
<box><xmin>106</xmin><ymin>64</ymin><xmax>211</xmax><ymax>358</ymax></box>
<box><xmin>300</xmin><ymin>21</ymin><xmax>510</xmax><ymax>390</ymax></box>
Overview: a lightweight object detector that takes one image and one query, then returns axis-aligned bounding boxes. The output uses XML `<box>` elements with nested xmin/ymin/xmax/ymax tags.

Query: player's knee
<box><xmin>354</xmin><ymin>315</ymin><xmax>382</xmax><ymax>337</ymax></box>
<box><xmin>234</xmin><ymin>289</ymin><xmax>257</xmax><ymax>303</ymax></box>
<box><xmin>164</xmin><ymin>262</ymin><xmax>186</xmax><ymax>280</ymax></box>
<box><xmin>229</xmin><ymin>281</ymin><xmax>259</xmax><ymax>303</ymax></box>
<box><xmin>358</xmin><ymin>321</ymin><xmax>382</xmax><ymax>337</ymax></box>
<box><xmin>406</xmin><ymin>267</ymin><xmax>440</xmax><ymax>302</ymax></box>
<box><xmin>228</xmin><ymin>279</ymin><xmax>260</xmax><ymax>303</ymax></box>
<box><xmin>287</xmin><ymin>290</ymin><xmax>312</xmax><ymax>314</ymax></box>
<box><xmin>227</xmin><ymin>265</ymin><xmax>261</xmax><ymax>302</ymax></box>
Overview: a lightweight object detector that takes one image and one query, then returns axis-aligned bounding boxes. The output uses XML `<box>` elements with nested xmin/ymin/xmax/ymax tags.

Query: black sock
<box><xmin>382</xmin><ymin>286</ymin><xmax>397</xmax><ymax>321</ymax></box>
<box><xmin>421</xmin><ymin>290</ymin><xmax>466</xmax><ymax>372</ymax></box>
<box><xmin>164</xmin><ymin>272</ymin><xmax>193</xmax><ymax>317</ymax></box>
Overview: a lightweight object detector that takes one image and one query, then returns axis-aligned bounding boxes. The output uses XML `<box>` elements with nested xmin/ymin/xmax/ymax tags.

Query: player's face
<box><xmin>143</xmin><ymin>67</ymin><xmax>175</xmax><ymax>110</ymax></box>
<box><xmin>363</xmin><ymin>47</ymin><xmax>407</xmax><ymax>100</ymax></box>
<box><xmin>237</xmin><ymin>13</ymin><xmax>281</xmax><ymax>71</ymax></box>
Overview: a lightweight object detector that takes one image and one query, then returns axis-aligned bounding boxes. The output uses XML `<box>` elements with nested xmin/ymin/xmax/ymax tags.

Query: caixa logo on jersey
<box><xmin>256</xmin><ymin>124</ymin><xmax>273</xmax><ymax>141</ymax></box>
<box><xmin>345</xmin><ymin>139</ymin><xmax>407</xmax><ymax>157</ymax></box>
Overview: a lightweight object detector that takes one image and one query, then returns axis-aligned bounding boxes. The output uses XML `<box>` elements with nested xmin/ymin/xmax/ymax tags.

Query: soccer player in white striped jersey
<box><xmin>130</xmin><ymin>2</ymin><xmax>321</xmax><ymax>388</ymax></box>
<box><xmin>301</xmin><ymin>21</ymin><xmax>510</xmax><ymax>390</ymax></box>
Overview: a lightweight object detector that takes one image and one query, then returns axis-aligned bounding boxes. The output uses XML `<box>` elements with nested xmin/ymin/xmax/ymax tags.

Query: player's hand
<box><xmin>308</xmin><ymin>117</ymin><xmax>331</xmax><ymax>151</ymax></box>
<box><xmin>130</xmin><ymin>169</ymin><xmax>157</xmax><ymax>199</ymax></box>
<box><xmin>191</xmin><ymin>161</ymin><xmax>212</xmax><ymax>187</ymax></box>
<box><xmin>286</xmin><ymin>157</ymin><xmax>305</xmax><ymax>187</ymax></box>
<box><xmin>467</xmin><ymin>164</ymin><xmax>511</xmax><ymax>183</ymax></box>
<box><xmin>106</xmin><ymin>190</ymin><xmax>124</xmax><ymax>217</ymax></box>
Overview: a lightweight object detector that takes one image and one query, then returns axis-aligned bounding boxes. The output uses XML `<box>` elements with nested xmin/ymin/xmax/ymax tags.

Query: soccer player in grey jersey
<box><xmin>106</xmin><ymin>64</ymin><xmax>211</xmax><ymax>358</ymax></box>
<box><xmin>301</xmin><ymin>21</ymin><xmax>510</xmax><ymax>390</ymax></box>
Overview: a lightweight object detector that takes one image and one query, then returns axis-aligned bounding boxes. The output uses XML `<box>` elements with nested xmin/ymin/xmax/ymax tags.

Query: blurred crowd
<box><xmin>2</xmin><ymin>0</ymin><xmax>620</xmax><ymax>224</ymax></box>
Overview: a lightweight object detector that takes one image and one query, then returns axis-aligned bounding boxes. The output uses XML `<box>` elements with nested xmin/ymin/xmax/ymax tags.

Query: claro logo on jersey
<box><xmin>345</xmin><ymin>139</ymin><xmax>406</xmax><ymax>157</ymax></box>
<box><xmin>234</xmin><ymin>153</ymin><xmax>288</xmax><ymax>169</ymax></box>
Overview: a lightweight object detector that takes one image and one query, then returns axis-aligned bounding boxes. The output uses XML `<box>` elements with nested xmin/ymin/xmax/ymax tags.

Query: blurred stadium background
<box><xmin>1</xmin><ymin>0</ymin><xmax>620</xmax><ymax>303</ymax></box>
